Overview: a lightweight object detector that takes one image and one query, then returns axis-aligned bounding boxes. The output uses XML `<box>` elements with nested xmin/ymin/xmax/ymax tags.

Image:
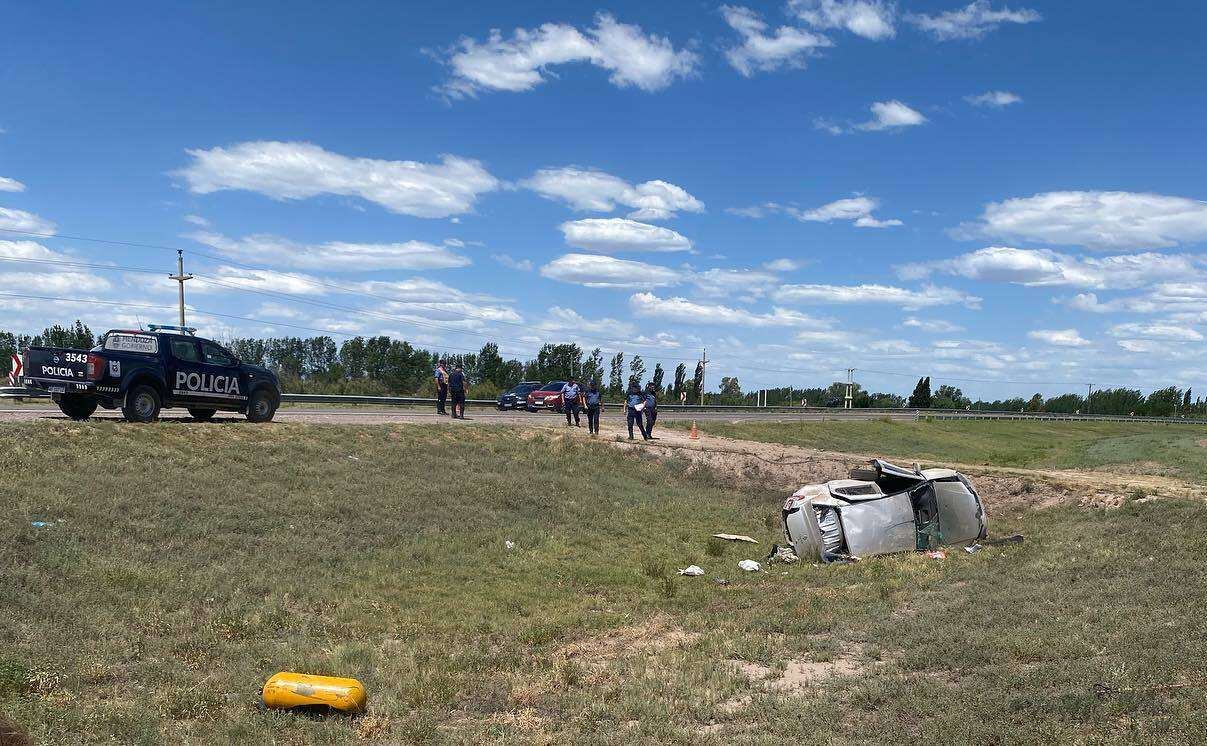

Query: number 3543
<box><xmin>64</xmin><ymin>352</ymin><xmax>88</xmax><ymax>363</ymax></box>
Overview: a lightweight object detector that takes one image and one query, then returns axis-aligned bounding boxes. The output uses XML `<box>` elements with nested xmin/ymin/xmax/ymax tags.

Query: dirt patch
<box><xmin>724</xmin><ymin>645</ymin><xmax>870</xmax><ymax>693</ymax></box>
<box><xmin>0</xmin><ymin>714</ymin><xmax>32</xmax><ymax>746</ymax></box>
<box><xmin>558</xmin><ymin>614</ymin><xmax>699</xmax><ymax>667</ymax></box>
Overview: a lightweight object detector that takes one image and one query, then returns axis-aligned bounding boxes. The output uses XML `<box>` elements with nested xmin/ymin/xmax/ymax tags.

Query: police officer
<box><xmin>448</xmin><ymin>365</ymin><xmax>466</xmax><ymax>419</ymax></box>
<box><xmin>435</xmin><ymin>361</ymin><xmax>449</xmax><ymax>415</ymax></box>
<box><xmin>643</xmin><ymin>382</ymin><xmax>659</xmax><ymax>439</ymax></box>
<box><xmin>585</xmin><ymin>380</ymin><xmax>603</xmax><ymax>436</ymax></box>
<box><xmin>561</xmin><ymin>377</ymin><xmax>582</xmax><ymax>427</ymax></box>
<box><xmin>625</xmin><ymin>379</ymin><xmax>650</xmax><ymax>440</ymax></box>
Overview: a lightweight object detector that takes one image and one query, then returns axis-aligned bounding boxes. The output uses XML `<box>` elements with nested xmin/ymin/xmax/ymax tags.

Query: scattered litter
<box><xmin>713</xmin><ymin>533</ymin><xmax>759</xmax><ymax>544</ymax></box>
<box><xmin>765</xmin><ymin>544</ymin><xmax>799</xmax><ymax>564</ymax></box>
<box><xmin>925</xmin><ymin>550</ymin><xmax>947</xmax><ymax>560</ymax></box>
<box><xmin>964</xmin><ymin>544</ymin><xmax>982</xmax><ymax>554</ymax></box>
<box><xmin>678</xmin><ymin>565</ymin><xmax>705</xmax><ymax>576</ymax></box>
<box><xmin>262</xmin><ymin>671</ymin><xmax>366</xmax><ymax>713</ymax></box>
<box><xmin>984</xmin><ymin>534</ymin><xmax>1025</xmax><ymax>546</ymax></box>
<box><xmin>821</xmin><ymin>551</ymin><xmax>860</xmax><ymax>564</ymax></box>
<box><xmin>504</xmin><ymin>540</ymin><xmax>516</xmax><ymax>550</ymax></box>
<box><xmin>713</xmin><ymin>578</ymin><xmax>730</xmax><ymax>586</ymax></box>
<box><xmin>347</xmin><ymin>455</ymin><xmax>360</xmax><ymax>461</ymax></box>
<box><xmin>30</xmin><ymin>521</ymin><xmax>52</xmax><ymax>528</ymax></box>
<box><xmin>738</xmin><ymin>559</ymin><xmax>761</xmax><ymax>572</ymax></box>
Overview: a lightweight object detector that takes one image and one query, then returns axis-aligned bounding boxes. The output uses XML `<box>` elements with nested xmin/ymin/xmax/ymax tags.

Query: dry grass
<box><xmin>4</xmin><ymin>421</ymin><xmax>1207</xmax><ymax>743</ymax></box>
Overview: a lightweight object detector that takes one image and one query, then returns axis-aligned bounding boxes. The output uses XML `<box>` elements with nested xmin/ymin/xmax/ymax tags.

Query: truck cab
<box><xmin>22</xmin><ymin>325</ymin><xmax>281</xmax><ymax>423</ymax></box>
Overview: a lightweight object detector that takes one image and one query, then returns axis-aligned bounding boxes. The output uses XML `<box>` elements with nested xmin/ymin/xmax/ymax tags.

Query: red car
<box><xmin>526</xmin><ymin>381</ymin><xmax>567</xmax><ymax>413</ymax></box>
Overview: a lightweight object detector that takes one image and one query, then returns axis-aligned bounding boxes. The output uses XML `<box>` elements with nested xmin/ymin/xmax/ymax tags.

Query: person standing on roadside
<box><xmin>625</xmin><ymin>379</ymin><xmax>650</xmax><ymax>440</ymax></box>
<box><xmin>434</xmin><ymin>361</ymin><xmax>449</xmax><ymax>415</ymax></box>
<box><xmin>585</xmin><ymin>380</ymin><xmax>603</xmax><ymax>436</ymax></box>
<box><xmin>643</xmin><ymin>382</ymin><xmax>659</xmax><ymax>439</ymax></box>
<box><xmin>448</xmin><ymin>365</ymin><xmax>466</xmax><ymax>419</ymax></box>
<box><xmin>561</xmin><ymin>377</ymin><xmax>582</xmax><ymax>427</ymax></box>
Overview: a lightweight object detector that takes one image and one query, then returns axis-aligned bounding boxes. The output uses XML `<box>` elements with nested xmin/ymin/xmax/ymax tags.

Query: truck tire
<box><xmin>188</xmin><ymin>408</ymin><xmax>217</xmax><ymax>421</ymax></box>
<box><xmin>58</xmin><ymin>395</ymin><xmax>98</xmax><ymax>421</ymax></box>
<box><xmin>246</xmin><ymin>388</ymin><xmax>277</xmax><ymax>423</ymax></box>
<box><xmin>122</xmin><ymin>385</ymin><xmax>161</xmax><ymax>423</ymax></box>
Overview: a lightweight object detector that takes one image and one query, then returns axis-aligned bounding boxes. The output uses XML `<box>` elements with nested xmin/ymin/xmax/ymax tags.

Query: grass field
<box><xmin>3</xmin><ymin>422</ymin><xmax>1207</xmax><ymax>743</ymax></box>
<box><xmin>673</xmin><ymin>419</ymin><xmax>1207</xmax><ymax>482</ymax></box>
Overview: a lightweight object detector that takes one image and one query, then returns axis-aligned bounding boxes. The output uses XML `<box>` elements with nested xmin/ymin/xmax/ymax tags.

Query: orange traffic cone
<box><xmin>689</xmin><ymin>420</ymin><xmax>699</xmax><ymax>440</ymax></box>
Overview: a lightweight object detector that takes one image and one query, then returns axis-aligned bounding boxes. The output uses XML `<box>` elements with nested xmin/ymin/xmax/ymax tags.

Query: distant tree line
<box><xmin>0</xmin><ymin>322</ymin><xmax>1202</xmax><ymax>416</ymax></box>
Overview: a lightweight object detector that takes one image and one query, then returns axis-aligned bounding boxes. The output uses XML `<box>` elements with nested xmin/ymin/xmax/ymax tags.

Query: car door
<box><xmin>166</xmin><ymin>337</ymin><xmax>210</xmax><ymax>405</ymax></box>
<box><xmin>197</xmin><ymin>340</ymin><xmax>249</xmax><ymax>407</ymax></box>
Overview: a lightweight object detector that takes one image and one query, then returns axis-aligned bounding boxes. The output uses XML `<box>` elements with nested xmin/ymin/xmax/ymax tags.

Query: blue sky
<box><xmin>2</xmin><ymin>0</ymin><xmax>1207</xmax><ymax>398</ymax></box>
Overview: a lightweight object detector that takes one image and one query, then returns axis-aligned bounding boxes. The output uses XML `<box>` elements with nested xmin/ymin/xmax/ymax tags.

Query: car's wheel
<box><xmin>246</xmin><ymin>388</ymin><xmax>277</xmax><ymax>423</ymax></box>
<box><xmin>188</xmin><ymin>408</ymin><xmax>217</xmax><ymax>421</ymax></box>
<box><xmin>58</xmin><ymin>395</ymin><xmax>98</xmax><ymax>421</ymax></box>
<box><xmin>122</xmin><ymin>385</ymin><xmax>161</xmax><ymax>423</ymax></box>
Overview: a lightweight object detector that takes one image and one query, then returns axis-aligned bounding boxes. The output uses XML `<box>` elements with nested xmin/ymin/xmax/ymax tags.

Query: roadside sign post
<box><xmin>8</xmin><ymin>353</ymin><xmax>21</xmax><ymax>385</ymax></box>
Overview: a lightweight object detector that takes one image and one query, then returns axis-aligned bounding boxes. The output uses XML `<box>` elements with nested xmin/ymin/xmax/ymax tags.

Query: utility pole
<box><xmin>1085</xmin><ymin>383</ymin><xmax>1093</xmax><ymax>415</ymax></box>
<box><xmin>844</xmin><ymin>367</ymin><xmax>855</xmax><ymax>409</ymax></box>
<box><xmin>699</xmin><ymin>348</ymin><xmax>708</xmax><ymax>406</ymax></box>
<box><xmin>168</xmin><ymin>250</ymin><xmax>193</xmax><ymax>327</ymax></box>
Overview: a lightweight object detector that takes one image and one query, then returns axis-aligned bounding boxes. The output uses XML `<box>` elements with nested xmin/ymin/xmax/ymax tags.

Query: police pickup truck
<box><xmin>21</xmin><ymin>325</ymin><xmax>281</xmax><ymax>422</ymax></box>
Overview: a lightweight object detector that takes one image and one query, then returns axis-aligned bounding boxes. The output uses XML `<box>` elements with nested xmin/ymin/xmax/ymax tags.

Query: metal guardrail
<box><xmin>2</xmin><ymin>386</ymin><xmax>1204</xmax><ymax>425</ymax></box>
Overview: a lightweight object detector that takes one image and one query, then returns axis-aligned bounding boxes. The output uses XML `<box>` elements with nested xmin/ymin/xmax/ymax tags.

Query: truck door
<box><xmin>198</xmin><ymin>340</ymin><xmax>249</xmax><ymax>407</ymax></box>
<box><xmin>166</xmin><ymin>337</ymin><xmax>210</xmax><ymax>405</ymax></box>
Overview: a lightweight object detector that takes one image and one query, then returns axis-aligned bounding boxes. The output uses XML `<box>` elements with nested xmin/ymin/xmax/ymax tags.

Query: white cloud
<box><xmin>792</xmin><ymin>196</ymin><xmax>902</xmax><ymax>227</ymax></box>
<box><xmin>524</xmin><ymin>167</ymin><xmax>703</xmax><ymax>220</ymax></box>
<box><xmin>0</xmin><ymin>176</ymin><xmax>25</xmax><ymax>193</ymax></box>
<box><xmin>560</xmin><ymin>217</ymin><xmax>692</xmax><ymax>253</ymax></box>
<box><xmin>902</xmin><ymin>317</ymin><xmax>964</xmax><ymax>333</ymax></box>
<box><xmin>899</xmin><ymin>247</ymin><xmax>1198</xmax><ymax>290</ymax></box>
<box><xmin>855</xmin><ymin>100</ymin><xmax>927</xmax><ymax>131</ymax></box>
<box><xmin>956</xmin><ymin>191</ymin><xmax>1207</xmax><ymax>250</ymax></box>
<box><xmin>192</xmin><ymin>266</ymin><xmax>328</xmax><ymax>296</ymax></box>
<box><xmin>491</xmin><ymin>253</ymin><xmax>533</xmax><ymax>271</ymax></box>
<box><xmin>629</xmin><ymin>292</ymin><xmax>828</xmax><ymax>327</ymax></box>
<box><xmin>690</xmin><ymin>267</ymin><xmax>781</xmax><ymax>299</ymax></box>
<box><xmin>726</xmin><ymin>202</ymin><xmax>782</xmax><ymax>218</ymax></box>
<box><xmin>186</xmin><ymin>231</ymin><xmax>471</xmax><ymax>271</ymax></box>
<box><xmin>0</xmin><ymin>207</ymin><xmax>56</xmax><ymax>235</ymax></box>
<box><xmin>438</xmin><ymin>13</ymin><xmax>697</xmax><ymax>97</ymax></box>
<box><xmin>0</xmin><ymin>239</ymin><xmax>67</xmax><ymax>262</ymax></box>
<box><xmin>1109</xmin><ymin>322</ymin><xmax>1203</xmax><ymax>342</ymax></box>
<box><xmin>774</xmin><ymin>283</ymin><xmax>980</xmax><ymax>309</ymax></box>
<box><xmin>763</xmin><ymin>258</ymin><xmax>804</xmax><ymax>271</ymax></box>
<box><xmin>908</xmin><ymin>1</ymin><xmax>1041</xmax><ymax>41</ymax></box>
<box><xmin>183</xmin><ymin>214</ymin><xmax>210</xmax><ymax>227</ymax></box>
<box><xmin>540</xmin><ymin>253</ymin><xmax>681</xmax><ymax>288</ymax></box>
<box><xmin>176</xmin><ymin>141</ymin><xmax>499</xmax><ymax>218</ymax></box>
<box><xmin>788</xmin><ymin>0</ymin><xmax>896</xmax><ymax>40</ymax></box>
<box><xmin>720</xmin><ymin>5</ymin><xmax>833</xmax><ymax>77</ymax></box>
<box><xmin>0</xmin><ymin>271</ymin><xmax>110</xmax><ymax>295</ymax></box>
<box><xmin>537</xmin><ymin>306</ymin><xmax>635</xmax><ymax>337</ymax></box>
<box><xmin>1028</xmin><ymin>328</ymin><xmax>1091</xmax><ymax>348</ymax></box>
<box><xmin>966</xmin><ymin>90</ymin><xmax>1021</xmax><ymax>107</ymax></box>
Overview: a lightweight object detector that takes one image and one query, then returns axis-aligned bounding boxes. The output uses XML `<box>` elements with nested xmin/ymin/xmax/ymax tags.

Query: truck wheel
<box><xmin>188</xmin><ymin>408</ymin><xmax>217</xmax><ymax>422</ymax></box>
<box><xmin>246</xmin><ymin>389</ymin><xmax>277</xmax><ymax>423</ymax></box>
<box><xmin>122</xmin><ymin>385</ymin><xmax>161</xmax><ymax>423</ymax></box>
<box><xmin>58</xmin><ymin>395</ymin><xmax>98</xmax><ymax>421</ymax></box>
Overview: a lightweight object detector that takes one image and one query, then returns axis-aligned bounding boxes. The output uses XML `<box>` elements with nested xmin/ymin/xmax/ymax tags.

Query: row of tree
<box><xmin>904</xmin><ymin>376</ymin><xmax>1195</xmax><ymax>418</ymax></box>
<box><xmin>0</xmin><ymin>322</ymin><xmax>1202</xmax><ymax>416</ymax></box>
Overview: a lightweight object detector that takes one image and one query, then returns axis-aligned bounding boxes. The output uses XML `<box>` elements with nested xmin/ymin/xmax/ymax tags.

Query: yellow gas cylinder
<box><xmin>262</xmin><ymin>671</ymin><xmax>367</xmax><ymax>713</ymax></box>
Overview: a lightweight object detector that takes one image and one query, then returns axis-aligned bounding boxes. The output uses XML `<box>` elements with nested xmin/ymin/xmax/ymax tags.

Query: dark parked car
<box><xmin>497</xmin><ymin>381</ymin><xmax>542</xmax><ymax>410</ymax></box>
<box><xmin>22</xmin><ymin>325</ymin><xmax>280</xmax><ymax>422</ymax></box>
<box><xmin>526</xmin><ymin>381</ymin><xmax>567</xmax><ymax>413</ymax></box>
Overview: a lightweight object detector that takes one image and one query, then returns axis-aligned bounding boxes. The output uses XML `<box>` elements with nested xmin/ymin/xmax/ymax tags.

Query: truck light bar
<box><xmin>146</xmin><ymin>324</ymin><xmax>197</xmax><ymax>335</ymax></box>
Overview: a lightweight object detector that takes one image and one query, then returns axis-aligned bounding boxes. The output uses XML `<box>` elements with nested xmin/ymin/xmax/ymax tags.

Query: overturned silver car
<box><xmin>782</xmin><ymin>459</ymin><xmax>987</xmax><ymax>562</ymax></box>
